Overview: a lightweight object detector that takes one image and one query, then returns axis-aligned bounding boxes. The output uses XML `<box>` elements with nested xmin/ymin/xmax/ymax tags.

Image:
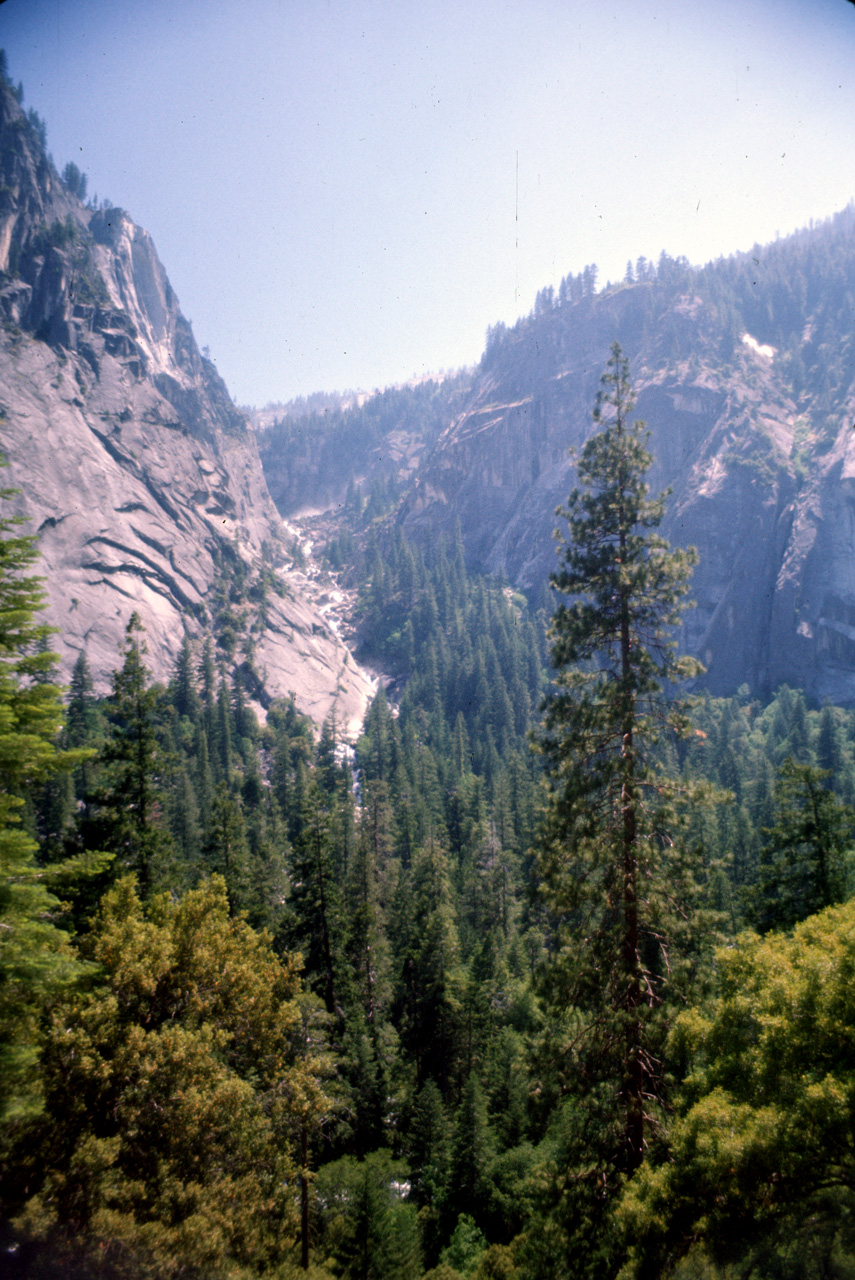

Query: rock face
<box><xmin>253</xmin><ymin>376</ymin><xmax>471</xmax><ymax>518</ymax></box>
<box><xmin>231</xmin><ymin>202</ymin><xmax>855</xmax><ymax>712</ymax></box>
<box><xmin>0</xmin><ymin>81</ymin><xmax>374</xmax><ymax>734</ymax></box>
<box><xmin>7</xmin><ymin>65</ymin><xmax>855</xmax><ymax>712</ymax></box>
<box><xmin>387</xmin><ymin>218</ymin><xmax>855</xmax><ymax>705</ymax></box>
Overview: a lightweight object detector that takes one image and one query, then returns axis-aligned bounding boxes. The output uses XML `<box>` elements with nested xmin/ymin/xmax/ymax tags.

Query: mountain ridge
<box><xmin>0</xmin><ymin>75</ymin><xmax>374</xmax><ymax>734</ymax></box>
<box><xmin>257</xmin><ymin>210</ymin><xmax>855</xmax><ymax>704</ymax></box>
<box><xmin>5</xmin><ymin>57</ymin><xmax>855</xmax><ymax>710</ymax></box>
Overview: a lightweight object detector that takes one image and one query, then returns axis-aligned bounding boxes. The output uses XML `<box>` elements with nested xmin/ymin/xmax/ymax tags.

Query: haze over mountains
<box><xmin>3</xmin><ymin>65</ymin><xmax>855</xmax><ymax>710</ymax></box>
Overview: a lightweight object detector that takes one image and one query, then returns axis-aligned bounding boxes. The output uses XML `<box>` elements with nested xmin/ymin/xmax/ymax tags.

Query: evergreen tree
<box><xmin>202</xmin><ymin>780</ymin><xmax>252</xmax><ymax>912</ymax></box>
<box><xmin>316</xmin><ymin>714</ymin><xmax>342</xmax><ymax>795</ymax></box>
<box><xmin>4</xmin><ymin>876</ymin><xmax>323</xmax><ymax>1276</ymax></box>
<box><xmin>754</xmin><ymin>758</ymin><xmax>854</xmax><ymax>931</ymax></box>
<box><xmin>0</xmin><ymin>483</ymin><xmax>86</xmax><ymax>1127</ymax></box>
<box><xmin>191</xmin><ymin>718</ymin><xmax>215</xmax><ymax>830</ymax></box>
<box><xmin>399</xmin><ymin>837</ymin><xmax>461</xmax><ymax>1091</ymax></box>
<box><xmin>533</xmin><ymin>343</ymin><xmax>704</xmax><ymax>1271</ymax></box>
<box><xmin>408</xmin><ymin>1078</ymin><xmax>450</xmax><ymax>1212</ymax></box>
<box><xmin>817</xmin><ymin>702</ymin><xmax>846</xmax><ymax>784</ymax></box>
<box><xmin>315</xmin><ymin>1149</ymin><xmax>422</xmax><ymax>1280</ymax></box>
<box><xmin>165</xmin><ymin>762</ymin><xmax>202</xmax><ymax>871</ymax></box>
<box><xmin>66</xmin><ymin>651</ymin><xmax>98</xmax><ymax>749</ymax></box>
<box><xmin>215</xmin><ymin>669</ymin><xmax>234</xmax><ymax>778</ymax></box>
<box><xmin>169</xmin><ymin>633</ymin><xmax>200</xmax><ymax>721</ymax></box>
<box><xmin>448</xmin><ymin>1072</ymin><xmax>494</xmax><ymax>1230</ymax></box>
<box><xmin>288</xmin><ymin>779</ymin><xmax>347</xmax><ymax>1015</ymax></box>
<box><xmin>95</xmin><ymin>614</ymin><xmax>172</xmax><ymax>895</ymax></box>
<box><xmin>199</xmin><ymin>636</ymin><xmax>217</xmax><ymax>735</ymax></box>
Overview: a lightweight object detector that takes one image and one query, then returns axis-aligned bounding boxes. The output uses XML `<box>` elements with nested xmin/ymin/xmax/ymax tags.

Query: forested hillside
<box><xmin>259</xmin><ymin>207</ymin><xmax>855</xmax><ymax>705</ymax></box>
<box><xmin>255</xmin><ymin>376</ymin><xmax>472</xmax><ymax>517</ymax></box>
<box><xmin>7</xmin><ymin>337</ymin><xmax>855</xmax><ymax>1278</ymax></box>
<box><xmin>5</xmin><ymin>49</ymin><xmax>855</xmax><ymax>1280</ymax></box>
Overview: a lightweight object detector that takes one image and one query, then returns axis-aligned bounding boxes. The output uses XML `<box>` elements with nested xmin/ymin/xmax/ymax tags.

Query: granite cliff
<box><xmin>0</xmin><ymin>80</ymin><xmax>373</xmax><ymax>733</ymax></box>
<box><xmin>260</xmin><ymin>214</ymin><xmax>855</xmax><ymax>705</ymax></box>
<box><xmin>6</xmin><ymin>58</ymin><xmax>855</xmax><ymax>712</ymax></box>
<box><xmin>395</xmin><ymin>224</ymin><xmax>855</xmax><ymax>702</ymax></box>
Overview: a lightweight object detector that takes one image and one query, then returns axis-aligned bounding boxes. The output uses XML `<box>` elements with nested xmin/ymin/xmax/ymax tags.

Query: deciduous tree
<box><xmin>6</xmin><ymin>876</ymin><xmax>327</xmax><ymax>1277</ymax></box>
<box><xmin>621</xmin><ymin>900</ymin><xmax>855</xmax><ymax>1279</ymax></box>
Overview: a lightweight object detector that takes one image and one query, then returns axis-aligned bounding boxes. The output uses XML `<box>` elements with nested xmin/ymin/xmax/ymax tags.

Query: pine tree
<box><xmin>66</xmin><ymin>651</ymin><xmax>98</xmax><ymax>749</ymax></box>
<box><xmin>448</xmin><ymin>1071</ymin><xmax>494</xmax><ymax>1229</ymax></box>
<box><xmin>316</xmin><ymin>714</ymin><xmax>342</xmax><ymax>795</ymax></box>
<box><xmin>202</xmin><ymin>779</ymin><xmax>252</xmax><ymax>911</ymax></box>
<box><xmin>199</xmin><ymin>635</ymin><xmax>217</xmax><ymax>729</ymax></box>
<box><xmin>169</xmin><ymin>633</ymin><xmax>200</xmax><ymax>721</ymax></box>
<box><xmin>96</xmin><ymin>614</ymin><xmax>173</xmax><ymax>895</ymax></box>
<box><xmin>315</xmin><ymin>1149</ymin><xmax>422</xmax><ymax>1280</ymax></box>
<box><xmin>215</xmin><ymin>669</ymin><xmax>234</xmax><ymax>777</ymax></box>
<box><xmin>408</xmin><ymin>1078</ymin><xmax>450</xmax><ymax>1212</ymax></box>
<box><xmin>288</xmin><ymin>779</ymin><xmax>346</xmax><ymax>1015</ymax></box>
<box><xmin>0</xmin><ymin>483</ymin><xmax>86</xmax><ymax>1127</ymax></box>
<box><xmin>400</xmin><ymin>836</ymin><xmax>461</xmax><ymax>1091</ymax></box>
<box><xmin>754</xmin><ymin>758</ymin><xmax>854</xmax><ymax>931</ymax></box>
<box><xmin>533</xmin><ymin>343</ymin><xmax>704</xmax><ymax>1270</ymax></box>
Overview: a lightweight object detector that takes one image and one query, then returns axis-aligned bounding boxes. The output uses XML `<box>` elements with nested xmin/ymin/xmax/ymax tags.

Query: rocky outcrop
<box><xmin>394</xmin><ymin>260</ymin><xmax>855</xmax><ymax>704</ymax></box>
<box><xmin>0</xmin><ymin>80</ymin><xmax>374</xmax><ymax>734</ymax></box>
<box><xmin>8</xmin><ymin>64</ymin><xmax>855</xmax><ymax>712</ymax></box>
<box><xmin>253</xmin><ymin>376</ymin><xmax>471</xmax><ymax>518</ymax></box>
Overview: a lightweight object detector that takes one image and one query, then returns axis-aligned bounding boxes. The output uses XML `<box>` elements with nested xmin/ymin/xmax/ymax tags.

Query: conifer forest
<box><xmin>7</xmin><ymin>337</ymin><xmax>855</xmax><ymax>1280</ymax></box>
<box><xmin>5</xmin><ymin>45</ymin><xmax>855</xmax><ymax>1280</ymax></box>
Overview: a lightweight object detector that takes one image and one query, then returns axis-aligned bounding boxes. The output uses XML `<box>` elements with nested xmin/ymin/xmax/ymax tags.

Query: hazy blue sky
<box><xmin>1</xmin><ymin>0</ymin><xmax>853</xmax><ymax>405</ymax></box>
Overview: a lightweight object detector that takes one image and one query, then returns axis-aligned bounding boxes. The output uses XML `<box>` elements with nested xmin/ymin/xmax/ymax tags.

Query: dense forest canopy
<box><xmin>5</xmin><ymin>341</ymin><xmax>855</xmax><ymax>1279</ymax></box>
<box><xmin>4</xmin><ymin>49</ymin><xmax>855</xmax><ymax>1280</ymax></box>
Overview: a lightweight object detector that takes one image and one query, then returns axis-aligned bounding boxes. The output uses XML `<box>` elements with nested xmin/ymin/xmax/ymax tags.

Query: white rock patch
<box><xmin>742</xmin><ymin>333</ymin><xmax>776</xmax><ymax>360</ymax></box>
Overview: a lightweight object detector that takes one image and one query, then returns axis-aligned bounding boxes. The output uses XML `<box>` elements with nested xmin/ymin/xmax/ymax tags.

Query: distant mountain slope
<box><xmin>7</xmin><ymin>54</ymin><xmax>855</xmax><ymax>709</ymax></box>
<box><xmin>0</xmin><ymin>76</ymin><xmax>373</xmax><ymax>730</ymax></box>
<box><xmin>258</xmin><ymin>209</ymin><xmax>855</xmax><ymax>704</ymax></box>
<box><xmin>397</xmin><ymin>215</ymin><xmax>855</xmax><ymax>702</ymax></box>
<box><xmin>253</xmin><ymin>373</ymin><xmax>471</xmax><ymax>517</ymax></box>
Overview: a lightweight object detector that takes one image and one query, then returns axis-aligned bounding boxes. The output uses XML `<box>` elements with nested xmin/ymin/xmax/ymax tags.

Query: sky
<box><xmin>1</xmin><ymin>0</ymin><xmax>854</xmax><ymax>407</ymax></box>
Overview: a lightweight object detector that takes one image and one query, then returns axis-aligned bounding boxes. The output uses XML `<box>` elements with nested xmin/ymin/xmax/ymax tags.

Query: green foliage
<box><xmin>753</xmin><ymin>758</ymin><xmax>854</xmax><ymax>930</ymax></box>
<box><xmin>441</xmin><ymin>1214</ymin><xmax>488</xmax><ymax>1275</ymax></box>
<box><xmin>61</xmin><ymin>160</ymin><xmax>87</xmax><ymax>202</ymax></box>
<box><xmin>25</xmin><ymin>107</ymin><xmax>47</xmax><ymax>150</ymax></box>
<box><xmin>408</xmin><ymin>1079</ymin><xmax>450</xmax><ymax>1210</ymax></box>
<box><xmin>209</xmin><ymin>541</ymin><xmax>250</xmax><ymax>660</ymax></box>
<box><xmin>26</xmin><ymin>216</ymin><xmax>109</xmax><ymax>308</ymax></box>
<box><xmin>314</xmin><ymin>1149</ymin><xmax>421</xmax><ymax>1280</ymax></box>
<box><xmin>89</xmin><ymin>614</ymin><xmax>175</xmax><ymax>896</ymax></box>
<box><xmin>31</xmin><ymin>216</ymin><xmax>80</xmax><ymax>257</ymax></box>
<box><xmin>10</xmin><ymin>222</ymin><xmax>855</xmax><ymax>1273</ymax></box>
<box><xmin>621</xmin><ymin>901</ymin><xmax>855</xmax><ymax>1278</ymax></box>
<box><xmin>398</xmin><ymin>837</ymin><xmax>463</xmax><ymax>1091</ymax></box>
<box><xmin>536</xmin><ymin>344</ymin><xmax>703</xmax><ymax>1163</ymax></box>
<box><xmin>448</xmin><ymin>1074</ymin><xmax>494</xmax><ymax>1230</ymax></box>
<box><xmin>8</xmin><ymin>482</ymin><xmax>855</xmax><ymax>1279</ymax></box>
<box><xmin>286</xmin><ymin>777</ymin><xmax>347</xmax><ymax>1014</ymax></box>
<box><xmin>5</xmin><ymin>875</ymin><xmax>322</xmax><ymax>1277</ymax></box>
<box><xmin>531</xmin><ymin>345</ymin><xmax>711</xmax><ymax>1275</ymax></box>
<box><xmin>357</xmin><ymin>526</ymin><xmax>545</xmax><ymax>783</ymax></box>
<box><xmin>0</xmin><ymin>481</ymin><xmax>90</xmax><ymax>1128</ymax></box>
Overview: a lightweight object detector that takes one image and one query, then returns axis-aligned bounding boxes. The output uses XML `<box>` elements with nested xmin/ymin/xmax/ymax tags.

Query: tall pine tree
<box><xmin>0</xmin><ymin>480</ymin><xmax>87</xmax><ymax>1126</ymax></box>
<box><xmin>532</xmin><ymin>343</ymin><xmax>704</xmax><ymax>1275</ymax></box>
